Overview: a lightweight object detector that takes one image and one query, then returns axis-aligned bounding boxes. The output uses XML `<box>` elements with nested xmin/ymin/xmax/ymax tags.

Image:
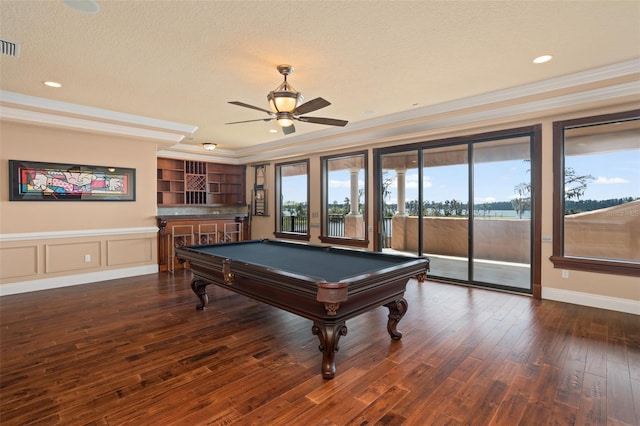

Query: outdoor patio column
<box><xmin>392</xmin><ymin>169</ymin><xmax>408</xmax><ymax>251</ymax></box>
<box><xmin>349</xmin><ymin>168</ymin><xmax>359</xmax><ymax>215</ymax></box>
<box><xmin>395</xmin><ymin>169</ymin><xmax>407</xmax><ymax>216</ymax></box>
<box><xmin>345</xmin><ymin>168</ymin><xmax>364</xmax><ymax>238</ymax></box>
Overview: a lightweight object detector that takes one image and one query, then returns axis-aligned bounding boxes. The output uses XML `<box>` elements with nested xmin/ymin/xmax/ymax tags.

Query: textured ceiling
<box><xmin>1</xmin><ymin>1</ymin><xmax>639</xmax><ymax>157</ymax></box>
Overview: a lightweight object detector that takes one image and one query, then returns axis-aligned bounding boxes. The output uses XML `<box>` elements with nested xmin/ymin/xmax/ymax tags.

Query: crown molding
<box><xmin>236</xmin><ymin>80</ymin><xmax>640</xmax><ymax>164</ymax></box>
<box><xmin>156</xmin><ymin>147</ymin><xmax>243</xmax><ymax>165</ymax></box>
<box><xmin>0</xmin><ymin>90</ymin><xmax>198</xmax><ymax>135</ymax></box>
<box><xmin>1</xmin><ymin>59</ymin><xmax>638</xmax><ymax>163</ymax></box>
<box><xmin>230</xmin><ymin>59</ymin><xmax>640</xmax><ymax>163</ymax></box>
<box><xmin>0</xmin><ymin>105</ymin><xmax>187</xmax><ymax>145</ymax></box>
<box><xmin>394</xmin><ymin>58</ymin><xmax>640</xmax><ymax>123</ymax></box>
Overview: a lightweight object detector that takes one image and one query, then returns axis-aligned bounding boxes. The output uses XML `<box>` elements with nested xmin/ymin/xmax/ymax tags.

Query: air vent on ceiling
<box><xmin>1</xmin><ymin>39</ymin><xmax>20</xmax><ymax>57</ymax></box>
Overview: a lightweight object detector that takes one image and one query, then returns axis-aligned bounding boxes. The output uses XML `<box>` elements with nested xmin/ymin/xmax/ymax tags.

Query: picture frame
<box><xmin>8</xmin><ymin>160</ymin><xmax>136</xmax><ymax>201</ymax></box>
<box><xmin>253</xmin><ymin>164</ymin><xmax>268</xmax><ymax>216</ymax></box>
<box><xmin>253</xmin><ymin>188</ymin><xmax>267</xmax><ymax>216</ymax></box>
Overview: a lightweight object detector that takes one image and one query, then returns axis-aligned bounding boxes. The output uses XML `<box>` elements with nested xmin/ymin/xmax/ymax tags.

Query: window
<box><xmin>320</xmin><ymin>151</ymin><xmax>368</xmax><ymax>247</ymax></box>
<box><xmin>274</xmin><ymin>160</ymin><xmax>310</xmax><ymax>240</ymax></box>
<box><xmin>551</xmin><ymin>110</ymin><xmax>640</xmax><ymax>276</ymax></box>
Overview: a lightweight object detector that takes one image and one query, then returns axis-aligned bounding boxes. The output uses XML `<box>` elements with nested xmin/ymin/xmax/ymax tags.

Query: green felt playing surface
<box><xmin>190</xmin><ymin>240</ymin><xmax>411</xmax><ymax>283</ymax></box>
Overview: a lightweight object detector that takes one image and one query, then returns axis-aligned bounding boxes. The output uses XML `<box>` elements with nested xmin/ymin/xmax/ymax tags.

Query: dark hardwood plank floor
<box><xmin>1</xmin><ymin>271</ymin><xmax>638</xmax><ymax>425</ymax></box>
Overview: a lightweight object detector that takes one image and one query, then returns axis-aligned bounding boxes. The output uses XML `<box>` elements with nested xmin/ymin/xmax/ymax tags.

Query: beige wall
<box><xmin>249</xmin><ymin>102</ymin><xmax>640</xmax><ymax>313</ymax></box>
<box><xmin>0</xmin><ymin>121</ymin><xmax>158</xmax><ymax>232</ymax></box>
<box><xmin>0</xmin><ymin>121</ymin><xmax>159</xmax><ymax>291</ymax></box>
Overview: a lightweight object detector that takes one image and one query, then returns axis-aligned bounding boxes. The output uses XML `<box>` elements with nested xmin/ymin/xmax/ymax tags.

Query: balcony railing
<box><xmin>327</xmin><ymin>214</ymin><xmax>345</xmax><ymax>237</ymax></box>
<box><xmin>326</xmin><ymin>215</ymin><xmax>393</xmax><ymax>244</ymax></box>
<box><xmin>280</xmin><ymin>215</ymin><xmax>393</xmax><ymax>244</ymax></box>
<box><xmin>280</xmin><ymin>215</ymin><xmax>308</xmax><ymax>233</ymax></box>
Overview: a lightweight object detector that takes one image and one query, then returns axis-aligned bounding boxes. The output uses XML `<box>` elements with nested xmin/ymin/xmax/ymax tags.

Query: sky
<box><xmin>281</xmin><ymin>149</ymin><xmax>640</xmax><ymax>205</ymax></box>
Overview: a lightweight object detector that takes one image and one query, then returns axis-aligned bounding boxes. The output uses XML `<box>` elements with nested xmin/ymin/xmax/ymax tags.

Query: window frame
<box><xmin>319</xmin><ymin>150</ymin><xmax>369</xmax><ymax>248</ymax></box>
<box><xmin>550</xmin><ymin>109</ymin><xmax>640</xmax><ymax>277</ymax></box>
<box><xmin>273</xmin><ymin>159</ymin><xmax>310</xmax><ymax>241</ymax></box>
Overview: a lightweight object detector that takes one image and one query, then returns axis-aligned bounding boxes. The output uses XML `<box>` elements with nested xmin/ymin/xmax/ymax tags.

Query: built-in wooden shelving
<box><xmin>157</xmin><ymin>158</ymin><xmax>246</xmax><ymax>206</ymax></box>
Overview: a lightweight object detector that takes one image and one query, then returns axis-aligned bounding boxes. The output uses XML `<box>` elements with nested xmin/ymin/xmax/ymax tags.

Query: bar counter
<box><xmin>157</xmin><ymin>215</ymin><xmax>250</xmax><ymax>272</ymax></box>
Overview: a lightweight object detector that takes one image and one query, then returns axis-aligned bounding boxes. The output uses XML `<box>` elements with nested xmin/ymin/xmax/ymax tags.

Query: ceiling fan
<box><xmin>226</xmin><ymin>64</ymin><xmax>348</xmax><ymax>135</ymax></box>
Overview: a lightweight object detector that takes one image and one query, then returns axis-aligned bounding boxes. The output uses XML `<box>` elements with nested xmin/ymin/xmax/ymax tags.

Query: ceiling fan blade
<box><xmin>229</xmin><ymin>101</ymin><xmax>274</xmax><ymax>115</ymax></box>
<box><xmin>282</xmin><ymin>124</ymin><xmax>296</xmax><ymax>135</ymax></box>
<box><xmin>297</xmin><ymin>116</ymin><xmax>348</xmax><ymax>127</ymax></box>
<box><xmin>225</xmin><ymin>118</ymin><xmax>274</xmax><ymax>125</ymax></box>
<box><xmin>294</xmin><ymin>97</ymin><xmax>331</xmax><ymax>115</ymax></box>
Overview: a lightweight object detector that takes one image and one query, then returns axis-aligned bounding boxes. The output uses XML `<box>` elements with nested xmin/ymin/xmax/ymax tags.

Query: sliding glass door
<box><xmin>422</xmin><ymin>145</ymin><xmax>469</xmax><ymax>281</ymax></box>
<box><xmin>376</xmin><ymin>128</ymin><xmax>537</xmax><ymax>293</ymax></box>
<box><xmin>472</xmin><ymin>137</ymin><xmax>531</xmax><ymax>290</ymax></box>
<box><xmin>380</xmin><ymin>150</ymin><xmax>419</xmax><ymax>256</ymax></box>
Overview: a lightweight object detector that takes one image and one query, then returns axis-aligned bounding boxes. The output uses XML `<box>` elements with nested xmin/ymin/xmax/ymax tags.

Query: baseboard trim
<box><xmin>542</xmin><ymin>287</ymin><xmax>639</xmax><ymax>315</ymax></box>
<box><xmin>3</xmin><ymin>269</ymin><xmax>636</xmax><ymax>315</ymax></box>
<box><xmin>0</xmin><ymin>265</ymin><xmax>159</xmax><ymax>296</ymax></box>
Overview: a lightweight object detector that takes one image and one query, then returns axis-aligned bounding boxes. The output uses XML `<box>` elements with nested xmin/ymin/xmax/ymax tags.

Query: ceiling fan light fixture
<box><xmin>202</xmin><ymin>143</ymin><xmax>217</xmax><ymax>151</ymax></box>
<box><xmin>267</xmin><ymin>87</ymin><xmax>302</xmax><ymax>113</ymax></box>
<box><xmin>227</xmin><ymin>64</ymin><xmax>347</xmax><ymax>135</ymax></box>
<box><xmin>267</xmin><ymin>64</ymin><xmax>303</xmax><ymax>113</ymax></box>
<box><xmin>275</xmin><ymin>113</ymin><xmax>294</xmax><ymax>128</ymax></box>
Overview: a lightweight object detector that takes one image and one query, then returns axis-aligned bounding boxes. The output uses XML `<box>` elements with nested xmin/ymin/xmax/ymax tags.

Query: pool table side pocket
<box><xmin>316</xmin><ymin>282</ymin><xmax>349</xmax><ymax>316</ymax></box>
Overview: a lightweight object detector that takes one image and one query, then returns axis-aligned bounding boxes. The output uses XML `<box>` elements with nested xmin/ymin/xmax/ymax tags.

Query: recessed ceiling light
<box><xmin>61</xmin><ymin>0</ymin><xmax>100</xmax><ymax>14</ymax></box>
<box><xmin>43</xmin><ymin>81</ymin><xmax>62</xmax><ymax>88</ymax></box>
<box><xmin>269</xmin><ymin>129</ymin><xmax>278</xmax><ymax>133</ymax></box>
<box><xmin>533</xmin><ymin>55</ymin><xmax>553</xmax><ymax>64</ymax></box>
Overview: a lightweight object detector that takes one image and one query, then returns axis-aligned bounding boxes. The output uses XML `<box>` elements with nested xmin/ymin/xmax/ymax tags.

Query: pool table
<box><xmin>176</xmin><ymin>239</ymin><xmax>430</xmax><ymax>379</ymax></box>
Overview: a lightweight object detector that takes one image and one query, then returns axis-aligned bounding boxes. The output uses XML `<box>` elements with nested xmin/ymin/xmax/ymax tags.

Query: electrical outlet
<box><xmin>561</xmin><ymin>269</ymin><xmax>569</xmax><ymax>279</ymax></box>
<box><xmin>84</xmin><ymin>254</ymin><xmax>91</xmax><ymax>263</ymax></box>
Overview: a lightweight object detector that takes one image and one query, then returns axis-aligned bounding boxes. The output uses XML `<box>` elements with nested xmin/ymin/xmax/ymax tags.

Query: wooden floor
<box><xmin>1</xmin><ymin>271</ymin><xmax>638</xmax><ymax>425</ymax></box>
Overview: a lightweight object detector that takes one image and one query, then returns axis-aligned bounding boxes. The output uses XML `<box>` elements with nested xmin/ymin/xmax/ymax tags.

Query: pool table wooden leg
<box><xmin>312</xmin><ymin>321</ymin><xmax>348</xmax><ymax>379</ymax></box>
<box><xmin>384</xmin><ymin>297</ymin><xmax>408</xmax><ymax>340</ymax></box>
<box><xmin>191</xmin><ymin>279</ymin><xmax>209</xmax><ymax>310</ymax></box>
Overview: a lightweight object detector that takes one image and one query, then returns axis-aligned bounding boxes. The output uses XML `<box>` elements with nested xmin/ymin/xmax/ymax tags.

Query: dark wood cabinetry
<box><xmin>157</xmin><ymin>158</ymin><xmax>246</xmax><ymax>206</ymax></box>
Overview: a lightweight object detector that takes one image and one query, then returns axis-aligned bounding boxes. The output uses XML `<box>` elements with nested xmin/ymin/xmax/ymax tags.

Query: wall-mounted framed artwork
<box><xmin>253</xmin><ymin>164</ymin><xmax>267</xmax><ymax>216</ymax></box>
<box><xmin>8</xmin><ymin>160</ymin><xmax>136</xmax><ymax>201</ymax></box>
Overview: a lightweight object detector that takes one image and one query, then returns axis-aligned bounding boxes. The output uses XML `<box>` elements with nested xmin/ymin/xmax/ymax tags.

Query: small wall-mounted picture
<box><xmin>253</xmin><ymin>188</ymin><xmax>266</xmax><ymax>216</ymax></box>
<box><xmin>9</xmin><ymin>160</ymin><xmax>136</xmax><ymax>201</ymax></box>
